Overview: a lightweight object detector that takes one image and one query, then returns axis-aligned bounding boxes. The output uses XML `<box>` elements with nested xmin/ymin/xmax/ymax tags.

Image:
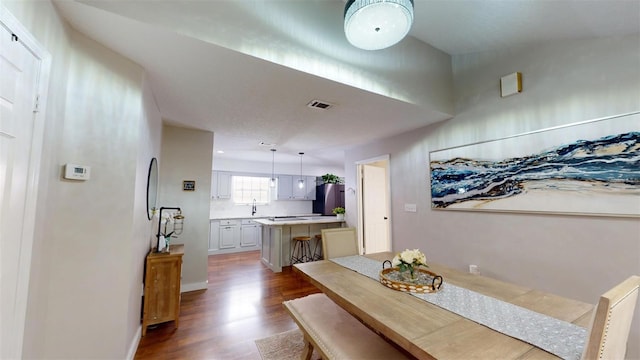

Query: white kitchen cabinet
<box><xmin>305</xmin><ymin>176</ymin><xmax>317</xmax><ymax>200</ymax></box>
<box><xmin>209</xmin><ymin>220</ymin><xmax>220</xmax><ymax>252</ymax></box>
<box><xmin>219</xmin><ymin>219</ymin><xmax>239</xmax><ymax>249</ymax></box>
<box><xmin>261</xmin><ymin>226</ymin><xmax>281</xmax><ymax>271</ymax></box>
<box><xmin>292</xmin><ymin>176</ymin><xmax>307</xmax><ymax>199</ymax></box>
<box><xmin>240</xmin><ymin>219</ymin><xmax>261</xmax><ymax>247</ymax></box>
<box><xmin>277</xmin><ymin>175</ymin><xmax>317</xmax><ymax>200</ymax></box>
<box><xmin>276</xmin><ymin>175</ymin><xmax>293</xmax><ymax>200</ymax></box>
<box><xmin>211</xmin><ymin>171</ymin><xmax>232</xmax><ymax>199</ymax></box>
<box><xmin>209</xmin><ymin>219</ymin><xmax>261</xmax><ymax>254</ymax></box>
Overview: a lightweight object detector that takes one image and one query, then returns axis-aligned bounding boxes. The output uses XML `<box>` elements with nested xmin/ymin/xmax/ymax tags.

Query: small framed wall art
<box><xmin>183</xmin><ymin>180</ymin><xmax>195</xmax><ymax>191</ymax></box>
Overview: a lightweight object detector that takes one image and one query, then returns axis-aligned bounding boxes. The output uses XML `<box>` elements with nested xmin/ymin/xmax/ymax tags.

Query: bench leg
<box><xmin>301</xmin><ymin>337</ymin><xmax>314</xmax><ymax>360</ymax></box>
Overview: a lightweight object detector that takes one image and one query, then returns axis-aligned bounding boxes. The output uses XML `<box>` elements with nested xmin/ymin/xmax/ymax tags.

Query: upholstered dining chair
<box><xmin>581</xmin><ymin>275</ymin><xmax>640</xmax><ymax>360</ymax></box>
<box><xmin>321</xmin><ymin>227</ymin><xmax>358</xmax><ymax>260</ymax></box>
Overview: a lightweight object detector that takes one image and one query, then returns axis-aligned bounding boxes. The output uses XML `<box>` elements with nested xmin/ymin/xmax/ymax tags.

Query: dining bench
<box><xmin>283</xmin><ymin>293</ymin><xmax>410</xmax><ymax>360</ymax></box>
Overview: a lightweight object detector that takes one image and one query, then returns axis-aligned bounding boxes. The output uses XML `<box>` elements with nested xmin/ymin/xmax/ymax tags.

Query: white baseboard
<box><xmin>208</xmin><ymin>245</ymin><xmax>260</xmax><ymax>255</ymax></box>
<box><xmin>181</xmin><ymin>280</ymin><xmax>208</xmax><ymax>293</ymax></box>
<box><xmin>126</xmin><ymin>325</ymin><xmax>142</xmax><ymax>360</ymax></box>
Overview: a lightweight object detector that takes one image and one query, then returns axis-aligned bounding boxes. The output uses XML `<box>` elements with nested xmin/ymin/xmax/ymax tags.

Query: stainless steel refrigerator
<box><xmin>312</xmin><ymin>184</ymin><xmax>345</xmax><ymax>215</ymax></box>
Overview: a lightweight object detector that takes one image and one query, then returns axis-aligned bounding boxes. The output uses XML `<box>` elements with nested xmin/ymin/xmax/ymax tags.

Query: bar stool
<box><xmin>291</xmin><ymin>236</ymin><xmax>313</xmax><ymax>264</ymax></box>
<box><xmin>312</xmin><ymin>234</ymin><xmax>323</xmax><ymax>261</ymax></box>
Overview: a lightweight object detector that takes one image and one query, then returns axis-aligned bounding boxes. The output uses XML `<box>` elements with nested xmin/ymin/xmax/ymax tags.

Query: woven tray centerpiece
<box><xmin>380</xmin><ymin>249</ymin><xmax>443</xmax><ymax>294</ymax></box>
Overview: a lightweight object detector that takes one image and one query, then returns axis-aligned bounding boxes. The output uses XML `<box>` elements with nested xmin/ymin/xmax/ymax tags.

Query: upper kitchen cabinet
<box><xmin>277</xmin><ymin>175</ymin><xmax>293</xmax><ymax>200</ymax></box>
<box><xmin>276</xmin><ymin>175</ymin><xmax>317</xmax><ymax>200</ymax></box>
<box><xmin>211</xmin><ymin>171</ymin><xmax>232</xmax><ymax>199</ymax></box>
<box><xmin>305</xmin><ymin>176</ymin><xmax>317</xmax><ymax>200</ymax></box>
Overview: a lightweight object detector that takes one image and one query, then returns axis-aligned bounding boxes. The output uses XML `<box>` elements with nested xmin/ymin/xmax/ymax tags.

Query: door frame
<box><xmin>1</xmin><ymin>6</ymin><xmax>51</xmax><ymax>358</ymax></box>
<box><xmin>355</xmin><ymin>154</ymin><xmax>391</xmax><ymax>254</ymax></box>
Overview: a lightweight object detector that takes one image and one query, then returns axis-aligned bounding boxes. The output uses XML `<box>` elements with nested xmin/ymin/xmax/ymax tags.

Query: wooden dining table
<box><xmin>293</xmin><ymin>252</ymin><xmax>594</xmax><ymax>360</ymax></box>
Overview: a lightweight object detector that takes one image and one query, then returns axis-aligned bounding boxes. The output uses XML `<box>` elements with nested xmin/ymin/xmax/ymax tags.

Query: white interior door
<box><xmin>0</xmin><ymin>12</ymin><xmax>47</xmax><ymax>359</ymax></box>
<box><xmin>361</xmin><ymin>162</ymin><xmax>390</xmax><ymax>254</ymax></box>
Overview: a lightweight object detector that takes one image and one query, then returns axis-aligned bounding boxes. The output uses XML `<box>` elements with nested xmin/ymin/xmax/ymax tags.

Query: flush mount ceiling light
<box><xmin>344</xmin><ymin>0</ymin><xmax>414</xmax><ymax>50</ymax></box>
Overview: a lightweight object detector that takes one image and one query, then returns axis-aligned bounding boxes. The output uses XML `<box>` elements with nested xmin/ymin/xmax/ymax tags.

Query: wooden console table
<box><xmin>142</xmin><ymin>244</ymin><xmax>184</xmax><ymax>336</ymax></box>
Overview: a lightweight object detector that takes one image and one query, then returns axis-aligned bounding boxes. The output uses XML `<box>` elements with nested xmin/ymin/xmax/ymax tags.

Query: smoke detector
<box><xmin>307</xmin><ymin>99</ymin><xmax>333</xmax><ymax>110</ymax></box>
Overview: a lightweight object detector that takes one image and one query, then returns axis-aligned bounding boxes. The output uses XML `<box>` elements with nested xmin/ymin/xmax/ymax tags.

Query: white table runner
<box><xmin>331</xmin><ymin>255</ymin><xmax>587</xmax><ymax>360</ymax></box>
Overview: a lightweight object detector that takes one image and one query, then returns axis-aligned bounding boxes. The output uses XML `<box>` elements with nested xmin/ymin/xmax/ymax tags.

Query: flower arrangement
<box><xmin>392</xmin><ymin>249</ymin><xmax>428</xmax><ymax>281</ymax></box>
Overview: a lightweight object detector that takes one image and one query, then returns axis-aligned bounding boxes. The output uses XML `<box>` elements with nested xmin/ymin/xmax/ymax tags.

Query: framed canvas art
<box><xmin>429</xmin><ymin>112</ymin><xmax>640</xmax><ymax>217</ymax></box>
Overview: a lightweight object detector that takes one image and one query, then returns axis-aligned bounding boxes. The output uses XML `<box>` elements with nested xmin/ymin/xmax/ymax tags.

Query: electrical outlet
<box><xmin>469</xmin><ymin>264</ymin><xmax>480</xmax><ymax>275</ymax></box>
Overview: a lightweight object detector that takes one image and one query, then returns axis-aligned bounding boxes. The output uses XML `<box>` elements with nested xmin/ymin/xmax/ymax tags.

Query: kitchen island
<box><xmin>255</xmin><ymin>216</ymin><xmax>344</xmax><ymax>272</ymax></box>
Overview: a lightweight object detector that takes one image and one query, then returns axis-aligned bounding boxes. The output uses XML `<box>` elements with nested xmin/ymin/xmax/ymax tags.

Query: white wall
<box><xmin>210</xmin><ymin>198</ymin><xmax>314</xmax><ymax>219</ymax></box>
<box><xmin>36</xmin><ymin>30</ymin><xmax>145</xmax><ymax>360</ymax></box>
<box><xmin>6</xmin><ymin>1</ymin><xmax>163</xmax><ymax>358</ymax></box>
<box><xmin>4</xmin><ymin>1</ymin><xmax>73</xmax><ymax>357</ymax></box>
<box><xmin>210</xmin><ymin>157</ymin><xmax>343</xmax><ymax>219</ymax></box>
<box><xmin>345</xmin><ymin>34</ymin><xmax>640</xmax><ymax>359</ymax></box>
<box><xmin>128</xmin><ymin>74</ymin><xmax>163</xmax><ymax>355</ymax></box>
<box><xmin>213</xmin><ymin>156</ymin><xmax>345</xmax><ymax>177</ymax></box>
<box><xmin>160</xmin><ymin>125</ymin><xmax>212</xmax><ymax>291</ymax></box>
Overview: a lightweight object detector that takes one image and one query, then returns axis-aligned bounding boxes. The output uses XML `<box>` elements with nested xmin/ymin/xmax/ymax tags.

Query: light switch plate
<box><xmin>404</xmin><ymin>203</ymin><xmax>417</xmax><ymax>212</ymax></box>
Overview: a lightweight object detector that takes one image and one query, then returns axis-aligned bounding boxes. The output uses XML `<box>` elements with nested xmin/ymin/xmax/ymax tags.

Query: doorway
<box><xmin>1</xmin><ymin>8</ymin><xmax>50</xmax><ymax>359</ymax></box>
<box><xmin>356</xmin><ymin>155</ymin><xmax>390</xmax><ymax>254</ymax></box>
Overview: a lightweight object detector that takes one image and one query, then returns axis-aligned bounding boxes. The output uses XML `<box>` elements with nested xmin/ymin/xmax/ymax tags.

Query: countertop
<box><xmin>254</xmin><ymin>216</ymin><xmax>345</xmax><ymax>226</ymax></box>
<box><xmin>210</xmin><ymin>213</ymin><xmax>321</xmax><ymax>221</ymax></box>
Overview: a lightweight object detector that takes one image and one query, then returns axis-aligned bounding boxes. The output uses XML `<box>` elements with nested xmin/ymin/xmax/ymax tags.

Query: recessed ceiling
<box><xmin>53</xmin><ymin>0</ymin><xmax>640</xmax><ymax>168</ymax></box>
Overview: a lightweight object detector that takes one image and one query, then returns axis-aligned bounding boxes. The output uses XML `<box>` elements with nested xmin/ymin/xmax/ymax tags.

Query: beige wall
<box><xmin>7</xmin><ymin>1</ymin><xmax>639</xmax><ymax>358</ymax></box>
<box><xmin>5</xmin><ymin>1</ymin><xmax>163</xmax><ymax>358</ymax></box>
<box><xmin>160</xmin><ymin>125</ymin><xmax>212</xmax><ymax>291</ymax></box>
<box><xmin>128</xmin><ymin>75</ymin><xmax>163</xmax><ymax>355</ymax></box>
<box><xmin>345</xmin><ymin>34</ymin><xmax>640</xmax><ymax>358</ymax></box>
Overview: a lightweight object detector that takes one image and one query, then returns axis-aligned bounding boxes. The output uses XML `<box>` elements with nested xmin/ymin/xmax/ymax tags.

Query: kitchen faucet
<box><xmin>251</xmin><ymin>198</ymin><xmax>257</xmax><ymax>216</ymax></box>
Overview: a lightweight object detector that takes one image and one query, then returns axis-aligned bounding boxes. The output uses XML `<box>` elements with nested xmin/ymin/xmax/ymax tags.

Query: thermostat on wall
<box><xmin>64</xmin><ymin>163</ymin><xmax>91</xmax><ymax>180</ymax></box>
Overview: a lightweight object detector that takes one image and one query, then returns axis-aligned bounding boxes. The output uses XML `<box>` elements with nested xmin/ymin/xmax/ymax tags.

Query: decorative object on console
<box><xmin>429</xmin><ymin>112</ymin><xmax>640</xmax><ymax>217</ymax></box>
<box><xmin>381</xmin><ymin>249</ymin><xmax>442</xmax><ymax>293</ymax></box>
<box><xmin>156</xmin><ymin>207</ymin><xmax>185</xmax><ymax>252</ymax></box>
<box><xmin>344</xmin><ymin>0</ymin><xmax>414</xmax><ymax>50</ymax></box>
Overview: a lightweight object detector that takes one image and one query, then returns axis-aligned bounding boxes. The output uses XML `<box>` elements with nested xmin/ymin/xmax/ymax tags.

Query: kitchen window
<box><xmin>232</xmin><ymin>175</ymin><xmax>271</xmax><ymax>204</ymax></box>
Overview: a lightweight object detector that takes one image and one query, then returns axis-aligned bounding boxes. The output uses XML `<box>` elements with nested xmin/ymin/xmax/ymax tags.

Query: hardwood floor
<box><xmin>135</xmin><ymin>251</ymin><xmax>320</xmax><ymax>360</ymax></box>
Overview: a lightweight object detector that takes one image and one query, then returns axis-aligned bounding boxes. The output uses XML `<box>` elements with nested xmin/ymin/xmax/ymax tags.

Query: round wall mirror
<box><xmin>146</xmin><ymin>157</ymin><xmax>159</xmax><ymax>220</ymax></box>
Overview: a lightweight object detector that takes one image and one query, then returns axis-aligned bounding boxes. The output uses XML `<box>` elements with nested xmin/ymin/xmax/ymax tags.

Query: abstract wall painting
<box><xmin>429</xmin><ymin>112</ymin><xmax>640</xmax><ymax>217</ymax></box>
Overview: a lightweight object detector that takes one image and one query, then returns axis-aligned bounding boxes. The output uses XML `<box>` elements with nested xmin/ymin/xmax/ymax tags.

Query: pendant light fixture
<box><xmin>344</xmin><ymin>0</ymin><xmax>414</xmax><ymax>50</ymax></box>
<box><xmin>270</xmin><ymin>148</ymin><xmax>277</xmax><ymax>187</ymax></box>
<box><xmin>298</xmin><ymin>152</ymin><xmax>305</xmax><ymax>189</ymax></box>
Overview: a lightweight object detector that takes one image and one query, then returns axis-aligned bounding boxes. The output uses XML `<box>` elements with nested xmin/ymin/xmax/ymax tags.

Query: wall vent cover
<box><xmin>307</xmin><ymin>100</ymin><xmax>333</xmax><ymax>110</ymax></box>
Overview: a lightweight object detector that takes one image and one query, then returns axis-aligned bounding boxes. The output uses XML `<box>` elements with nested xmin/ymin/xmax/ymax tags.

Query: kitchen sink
<box><xmin>268</xmin><ymin>216</ymin><xmax>301</xmax><ymax>221</ymax></box>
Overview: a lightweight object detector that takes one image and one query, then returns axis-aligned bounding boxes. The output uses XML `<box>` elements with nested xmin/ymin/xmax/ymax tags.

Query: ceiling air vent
<box><xmin>307</xmin><ymin>100</ymin><xmax>333</xmax><ymax>110</ymax></box>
